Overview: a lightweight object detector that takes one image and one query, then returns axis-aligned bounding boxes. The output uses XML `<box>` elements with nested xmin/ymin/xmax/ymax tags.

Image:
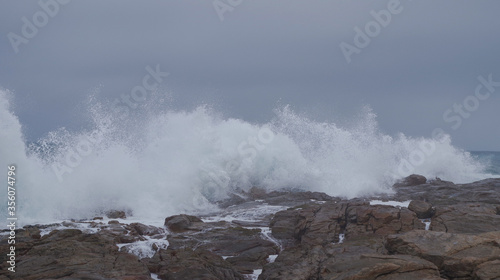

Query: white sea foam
<box><xmin>250</xmin><ymin>269</ymin><xmax>263</xmax><ymax>280</ymax></box>
<box><xmin>0</xmin><ymin>89</ymin><xmax>491</xmax><ymax>228</ymax></box>
<box><xmin>369</xmin><ymin>200</ymin><xmax>412</xmax><ymax>208</ymax></box>
<box><xmin>201</xmin><ymin>204</ymin><xmax>288</xmax><ymax>224</ymax></box>
<box><xmin>117</xmin><ymin>237</ymin><xmax>169</xmax><ymax>259</ymax></box>
<box><xmin>38</xmin><ymin>222</ymin><xmax>101</xmax><ymax>237</ymax></box>
<box><xmin>338</xmin><ymin>233</ymin><xmax>345</xmax><ymax>244</ymax></box>
<box><xmin>267</xmin><ymin>254</ymin><xmax>278</xmax><ymax>263</ymax></box>
<box><xmin>420</xmin><ymin>219</ymin><xmax>431</xmax><ymax>231</ymax></box>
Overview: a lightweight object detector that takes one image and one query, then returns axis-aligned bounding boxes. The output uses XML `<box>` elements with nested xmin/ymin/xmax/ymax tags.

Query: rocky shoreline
<box><xmin>1</xmin><ymin>175</ymin><xmax>500</xmax><ymax>280</ymax></box>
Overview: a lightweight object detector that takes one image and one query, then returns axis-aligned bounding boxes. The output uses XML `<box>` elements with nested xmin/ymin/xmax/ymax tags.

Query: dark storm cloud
<box><xmin>1</xmin><ymin>0</ymin><xmax>499</xmax><ymax>150</ymax></box>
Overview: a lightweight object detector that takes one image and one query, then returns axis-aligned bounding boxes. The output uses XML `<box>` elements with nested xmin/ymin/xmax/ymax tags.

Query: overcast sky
<box><xmin>1</xmin><ymin>0</ymin><xmax>499</xmax><ymax>151</ymax></box>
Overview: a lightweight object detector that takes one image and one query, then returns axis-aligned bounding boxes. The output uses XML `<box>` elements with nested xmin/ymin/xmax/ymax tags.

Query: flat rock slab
<box><xmin>270</xmin><ymin>200</ymin><xmax>424</xmax><ymax>248</ymax></box>
<box><xmin>385</xmin><ymin>230</ymin><xmax>500</xmax><ymax>279</ymax></box>
<box><xmin>145</xmin><ymin>248</ymin><xmax>245</xmax><ymax>280</ymax></box>
<box><xmin>0</xmin><ymin>229</ymin><xmax>150</xmax><ymax>280</ymax></box>
<box><xmin>260</xmin><ymin>242</ymin><xmax>444</xmax><ymax>280</ymax></box>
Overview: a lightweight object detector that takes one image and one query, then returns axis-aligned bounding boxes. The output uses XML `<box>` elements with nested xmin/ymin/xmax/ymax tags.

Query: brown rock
<box><xmin>394</xmin><ymin>174</ymin><xmax>427</xmax><ymax>187</ymax></box>
<box><xmin>227</xmin><ymin>246</ymin><xmax>276</xmax><ymax>274</ymax></box>
<box><xmin>146</xmin><ymin>248</ymin><xmax>245</xmax><ymax>280</ymax></box>
<box><xmin>431</xmin><ymin>204</ymin><xmax>500</xmax><ymax>234</ymax></box>
<box><xmin>164</xmin><ymin>214</ymin><xmax>204</xmax><ymax>233</ymax></box>
<box><xmin>408</xmin><ymin>200</ymin><xmax>435</xmax><ymax>219</ymax></box>
<box><xmin>299</xmin><ymin>202</ymin><xmax>346</xmax><ymax>245</ymax></box>
<box><xmin>385</xmin><ymin>230</ymin><xmax>500</xmax><ymax>279</ymax></box>
<box><xmin>321</xmin><ymin>253</ymin><xmax>444</xmax><ymax>280</ymax></box>
<box><xmin>270</xmin><ymin>204</ymin><xmax>319</xmax><ymax>247</ymax></box>
<box><xmin>270</xmin><ymin>201</ymin><xmax>424</xmax><ymax>248</ymax></box>
<box><xmin>0</xmin><ymin>229</ymin><xmax>150</xmax><ymax>280</ymax></box>
<box><xmin>106</xmin><ymin>210</ymin><xmax>127</xmax><ymax>219</ymax></box>
<box><xmin>390</xmin><ymin>178</ymin><xmax>500</xmax><ymax>206</ymax></box>
<box><xmin>260</xmin><ymin>245</ymin><xmax>327</xmax><ymax>280</ymax></box>
<box><xmin>248</xmin><ymin>186</ymin><xmax>268</xmax><ymax>199</ymax></box>
<box><xmin>473</xmin><ymin>260</ymin><xmax>500</xmax><ymax>280</ymax></box>
<box><xmin>128</xmin><ymin>223</ymin><xmax>163</xmax><ymax>236</ymax></box>
<box><xmin>167</xmin><ymin>226</ymin><xmax>279</xmax><ymax>274</ymax></box>
<box><xmin>260</xmin><ymin>242</ymin><xmax>443</xmax><ymax>280</ymax></box>
<box><xmin>163</xmin><ymin>221</ymin><xmax>279</xmax><ymax>276</ymax></box>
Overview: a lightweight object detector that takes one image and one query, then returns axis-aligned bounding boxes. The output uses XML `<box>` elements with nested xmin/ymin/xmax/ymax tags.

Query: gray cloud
<box><xmin>1</xmin><ymin>0</ymin><xmax>499</xmax><ymax>150</ymax></box>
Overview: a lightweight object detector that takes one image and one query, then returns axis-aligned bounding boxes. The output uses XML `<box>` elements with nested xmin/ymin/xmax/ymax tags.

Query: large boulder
<box><xmin>146</xmin><ymin>248</ymin><xmax>245</xmax><ymax>280</ymax></box>
<box><xmin>473</xmin><ymin>260</ymin><xmax>500</xmax><ymax>280</ymax></box>
<box><xmin>164</xmin><ymin>214</ymin><xmax>205</xmax><ymax>233</ymax></box>
<box><xmin>385</xmin><ymin>230</ymin><xmax>500</xmax><ymax>279</ymax></box>
<box><xmin>394</xmin><ymin>174</ymin><xmax>427</xmax><ymax>187</ymax></box>
<box><xmin>430</xmin><ymin>203</ymin><xmax>500</xmax><ymax>233</ymax></box>
<box><xmin>260</xmin><ymin>242</ymin><xmax>443</xmax><ymax>280</ymax></box>
<box><xmin>0</xmin><ymin>229</ymin><xmax>151</xmax><ymax>280</ymax></box>
<box><xmin>270</xmin><ymin>201</ymin><xmax>424</xmax><ymax>248</ymax></box>
<box><xmin>226</xmin><ymin>246</ymin><xmax>276</xmax><ymax>274</ymax></box>
<box><xmin>270</xmin><ymin>204</ymin><xmax>319</xmax><ymax>247</ymax></box>
<box><xmin>167</xmin><ymin>225</ymin><xmax>279</xmax><ymax>275</ymax></box>
<box><xmin>346</xmin><ymin>203</ymin><xmax>423</xmax><ymax>237</ymax></box>
<box><xmin>408</xmin><ymin>200</ymin><xmax>435</xmax><ymax>219</ymax></box>
<box><xmin>106</xmin><ymin>210</ymin><xmax>127</xmax><ymax>219</ymax></box>
<box><xmin>127</xmin><ymin>222</ymin><xmax>164</xmax><ymax>237</ymax></box>
<box><xmin>390</xmin><ymin>178</ymin><xmax>500</xmax><ymax>206</ymax></box>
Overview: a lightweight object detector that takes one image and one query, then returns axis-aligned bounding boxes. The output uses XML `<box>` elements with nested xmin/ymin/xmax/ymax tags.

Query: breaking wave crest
<box><xmin>0</xmin><ymin>89</ymin><xmax>490</xmax><ymax>226</ymax></box>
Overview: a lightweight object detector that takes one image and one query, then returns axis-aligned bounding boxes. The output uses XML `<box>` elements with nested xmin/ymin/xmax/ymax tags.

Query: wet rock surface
<box><xmin>0</xmin><ymin>175</ymin><xmax>499</xmax><ymax>279</ymax></box>
<box><xmin>408</xmin><ymin>200</ymin><xmax>435</xmax><ymax>219</ymax></box>
<box><xmin>270</xmin><ymin>200</ymin><xmax>425</xmax><ymax>249</ymax></box>
<box><xmin>385</xmin><ymin>230</ymin><xmax>500</xmax><ymax>279</ymax></box>
<box><xmin>164</xmin><ymin>214</ymin><xmax>205</xmax><ymax>233</ymax></box>
<box><xmin>145</xmin><ymin>248</ymin><xmax>246</xmax><ymax>280</ymax></box>
<box><xmin>259</xmin><ymin>242</ymin><xmax>444</xmax><ymax>280</ymax></box>
<box><xmin>0</xmin><ymin>227</ymin><xmax>151</xmax><ymax>280</ymax></box>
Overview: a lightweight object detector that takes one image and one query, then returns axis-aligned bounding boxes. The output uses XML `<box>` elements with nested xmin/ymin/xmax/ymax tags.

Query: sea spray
<box><xmin>0</xmin><ymin>89</ymin><xmax>490</xmax><ymax>227</ymax></box>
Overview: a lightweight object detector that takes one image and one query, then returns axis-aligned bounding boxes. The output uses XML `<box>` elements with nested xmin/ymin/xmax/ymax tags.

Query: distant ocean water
<box><xmin>470</xmin><ymin>151</ymin><xmax>500</xmax><ymax>176</ymax></box>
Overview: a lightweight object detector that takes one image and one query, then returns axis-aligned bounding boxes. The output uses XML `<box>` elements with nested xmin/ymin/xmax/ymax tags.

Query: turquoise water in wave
<box><xmin>470</xmin><ymin>151</ymin><xmax>500</xmax><ymax>176</ymax></box>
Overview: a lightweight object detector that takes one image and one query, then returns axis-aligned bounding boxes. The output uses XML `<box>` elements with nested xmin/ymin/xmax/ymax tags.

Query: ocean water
<box><xmin>0</xmin><ymin>89</ymin><xmax>498</xmax><ymax>227</ymax></box>
<box><xmin>470</xmin><ymin>151</ymin><xmax>500</xmax><ymax>176</ymax></box>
